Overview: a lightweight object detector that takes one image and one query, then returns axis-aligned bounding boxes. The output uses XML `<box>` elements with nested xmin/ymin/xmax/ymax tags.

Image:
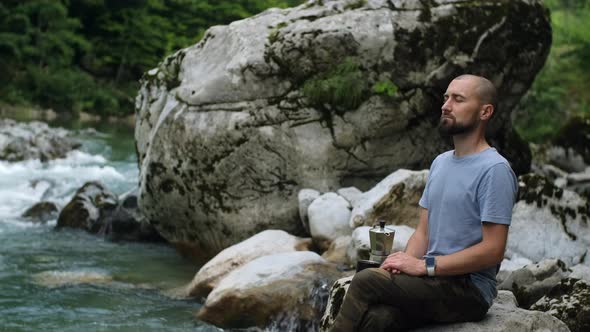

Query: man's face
<box><xmin>438</xmin><ymin>78</ymin><xmax>483</xmax><ymax>136</ymax></box>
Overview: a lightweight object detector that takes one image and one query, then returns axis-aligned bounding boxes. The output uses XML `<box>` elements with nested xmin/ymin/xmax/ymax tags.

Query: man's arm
<box><xmin>381</xmin><ymin>221</ymin><xmax>508</xmax><ymax>276</ymax></box>
<box><xmin>435</xmin><ymin>222</ymin><xmax>507</xmax><ymax>276</ymax></box>
<box><xmin>404</xmin><ymin>208</ymin><xmax>429</xmax><ymax>258</ymax></box>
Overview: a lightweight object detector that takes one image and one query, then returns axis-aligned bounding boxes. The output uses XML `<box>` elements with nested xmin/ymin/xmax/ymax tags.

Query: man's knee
<box><xmin>351</xmin><ymin>268</ymin><xmax>388</xmax><ymax>287</ymax></box>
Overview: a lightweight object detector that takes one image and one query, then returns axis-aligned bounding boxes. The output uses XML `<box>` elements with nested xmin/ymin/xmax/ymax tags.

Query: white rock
<box><xmin>197</xmin><ymin>251</ymin><xmax>341</xmax><ymax>329</ymax></box>
<box><xmin>349</xmin><ymin>169</ymin><xmax>428</xmax><ymax>228</ymax></box>
<box><xmin>509</xmin><ymin>194</ymin><xmax>589</xmax><ymax>266</ymax></box>
<box><xmin>570</xmin><ymin>264</ymin><xmax>590</xmax><ymax>282</ymax></box>
<box><xmin>336</xmin><ymin>187</ymin><xmax>363</xmax><ymax>206</ymax></box>
<box><xmin>500</xmin><ymin>254</ymin><xmax>534</xmax><ymax>272</ymax></box>
<box><xmin>298</xmin><ymin>188</ymin><xmax>321</xmax><ymax>233</ymax></box>
<box><xmin>347</xmin><ymin>226</ymin><xmax>371</xmax><ymax>264</ymax></box>
<box><xmin>308</xmin><ymin>192</ymin><xmax>353</xmax><ymax>242</ymax></box>
<box><xmin>187</xmin><ymin>230</ymin><xmax>310</xmax><ymax>298</ymax></box>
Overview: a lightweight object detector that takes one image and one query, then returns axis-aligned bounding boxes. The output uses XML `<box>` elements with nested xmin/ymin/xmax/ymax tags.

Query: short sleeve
<box><xmin>419</xmin><ymin>157</ymin><xmax>439</xmax><ymax>210</ymax></box>
<box><xmin>419</xmin><ymin>177</ymin><xmax>430</xmax><ymax>209</ymax></box>
<box><xmin>478</xmin><ymin>163</ymin><xmax>518</xmax><ymax>225</ymax></box>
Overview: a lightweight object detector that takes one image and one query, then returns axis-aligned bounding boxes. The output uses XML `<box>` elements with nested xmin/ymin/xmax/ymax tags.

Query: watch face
<box><xmin>425</xmin><ymin>256</ymin><xmax>435</xmax><ymax>267</ymax></box>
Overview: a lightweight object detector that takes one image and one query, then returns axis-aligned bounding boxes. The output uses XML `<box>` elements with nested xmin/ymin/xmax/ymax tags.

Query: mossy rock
<box><xmin>553</xmin><ymin>115</ymin><xmax>590</xmax><ymax>165</ymax></box>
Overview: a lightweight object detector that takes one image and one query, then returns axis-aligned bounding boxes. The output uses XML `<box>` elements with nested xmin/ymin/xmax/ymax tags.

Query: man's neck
<box><xmin>452</xmin><ymin>128</ymin><xmax>490</xmax><ymax>157</ymax></box>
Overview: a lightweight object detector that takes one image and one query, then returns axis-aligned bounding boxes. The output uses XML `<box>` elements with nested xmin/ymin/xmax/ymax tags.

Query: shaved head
<box><xmin>453</xmin><ymin>74</ymin><xmax>497</xmax><ymax>112</ymax></box>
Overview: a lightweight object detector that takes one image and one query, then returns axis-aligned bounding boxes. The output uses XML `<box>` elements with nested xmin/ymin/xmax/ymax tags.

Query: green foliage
<box><xmin>372</xmin><ymin>79</ymin><xmax>398</xmax><ymax>97</ymax></box>
<box><xmin>344</xmin><ymin>0</ymin><xmax>367</xmax><ymax>10</ymax></box>
<box><xmin>302</xmin><ymin>57</ymin><xmax>367</xmax><ymax>111</ymax></box>
<box><xmin>514</xmin><ymin>0</ymin><xmax>590</xmax><ymax>143</ymax></box>
<box><xmin>0</xmin><ymin>0</ymin><xmax>304</xmax><ymax>118</ymax></box>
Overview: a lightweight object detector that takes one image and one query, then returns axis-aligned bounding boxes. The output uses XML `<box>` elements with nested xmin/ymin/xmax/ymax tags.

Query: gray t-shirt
<box><xmin>418</xmin><ymin>148</ymin><xmax>518</xmax><ymax>307</ymax></box>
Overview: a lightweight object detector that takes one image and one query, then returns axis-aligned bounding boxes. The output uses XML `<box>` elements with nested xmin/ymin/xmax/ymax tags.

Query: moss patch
<box><xmin>302</xmin><ymin>57</ymin><xmax>367</xmax><ymax>111</ymax></box>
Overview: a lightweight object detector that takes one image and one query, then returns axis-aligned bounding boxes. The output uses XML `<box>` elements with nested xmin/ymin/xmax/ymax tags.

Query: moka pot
<box><xmin>356</xmin><ymin>220</ymin><xmax>395</xmax><ymax>272</ymax></box>
<box><xmin>369</xmin><ymin>220</ymin><xmax>395</xmax><ymax>263</ymax></box>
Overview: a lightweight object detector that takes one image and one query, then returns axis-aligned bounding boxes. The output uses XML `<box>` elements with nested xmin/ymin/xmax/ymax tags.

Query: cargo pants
<box><xmin>329</xmin><ymin>268</ymin><xmax>490</xmax><ymax>331</ymax></box>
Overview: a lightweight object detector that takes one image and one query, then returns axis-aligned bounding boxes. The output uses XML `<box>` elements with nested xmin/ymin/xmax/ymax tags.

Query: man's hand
<box><xmin>380</xmin><ymin>252</ymin><xmax>426</xmax><ymax>276</ymax></box>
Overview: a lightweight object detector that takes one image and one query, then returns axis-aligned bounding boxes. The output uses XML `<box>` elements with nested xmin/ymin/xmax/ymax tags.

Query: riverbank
<box><xmin>0</xmin><ymin>103</ymin><xmax>135</xmax><ymax>129</ymax></box>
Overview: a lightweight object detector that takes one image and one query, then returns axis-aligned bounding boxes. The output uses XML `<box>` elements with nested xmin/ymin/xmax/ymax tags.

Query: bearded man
<box><xmin>329</xmin><ymin>74</ymin><xmax>518</xmax><ymax>331</ymax></box>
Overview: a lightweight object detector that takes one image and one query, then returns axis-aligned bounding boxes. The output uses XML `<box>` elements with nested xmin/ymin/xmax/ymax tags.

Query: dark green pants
<box><xmin>330</xmin><ymin>268</ymin><xmax>489</xmax><ymax>332</ymax></box>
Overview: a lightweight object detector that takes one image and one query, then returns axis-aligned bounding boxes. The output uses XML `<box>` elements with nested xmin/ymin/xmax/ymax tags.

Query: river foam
<box><xmin>0</xmin><ymin>149</ymin><xmax>135</xmax><ymax>220</ymax></box>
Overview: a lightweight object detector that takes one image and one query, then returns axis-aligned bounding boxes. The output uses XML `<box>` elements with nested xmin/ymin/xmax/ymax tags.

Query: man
<box><xmin>329</xmin><ymin>74</ymin><xmax>518</xmax><ymax>331</ymax></box>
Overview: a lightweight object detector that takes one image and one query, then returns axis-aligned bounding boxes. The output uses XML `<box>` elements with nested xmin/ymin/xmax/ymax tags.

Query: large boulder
<box><xmin>135</xmin><ymin>0</ymin><xmax>551</xmax><ymax>260</ymax></box>
<box><xmin>0</xmin><ymin>119</ymin><xmax>80</xmax><ymax>161</ymax></box>
<box><xmin>187</xmin><ymin>230</ymin><xmax>311</xmax><ymax>298</ymax></box>
<box><xmin>196</xmin><ymin>251</ymin><xmax>341</xmax><ymax>329</ymax></box>
<box><xmin>508</xmin><ymin>174</ymin><xmax>590</xmax><ymax>266</ymax></box>
<box><xmin>321</xmin><ymin>283</ymin><xmax>570</xmax><ymax>332</ymax></box>
<box><xmin>531</xmin><ymin>278</ymin><xmax>590</xmax><ymax>332</ymax></box>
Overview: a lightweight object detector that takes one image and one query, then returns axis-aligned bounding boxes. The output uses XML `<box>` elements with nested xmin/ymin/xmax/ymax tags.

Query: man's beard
<box><xmin>438</xmin><ymin>116</ymin><xmax>477</xmax><ymax>137</ymax></box>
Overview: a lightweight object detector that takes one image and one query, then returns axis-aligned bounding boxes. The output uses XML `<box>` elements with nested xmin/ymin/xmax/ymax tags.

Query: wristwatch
<box><xmin>424</xmin><ymin>255</ymin><xmax>436</xmax><ymax>277</ymax></box>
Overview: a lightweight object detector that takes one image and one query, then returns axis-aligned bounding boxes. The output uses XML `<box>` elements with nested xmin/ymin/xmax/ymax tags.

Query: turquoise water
<box><xmin>0</xmin><ymin>120</ymin><xmax>220</xmax><ymax>332</ymax></box>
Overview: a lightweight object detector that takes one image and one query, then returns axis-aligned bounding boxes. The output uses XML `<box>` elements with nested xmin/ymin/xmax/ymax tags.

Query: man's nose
<box><xmin>441</xmin><ymin>100</ymin><xmax>451</xmax><ymax>114</ymax></box>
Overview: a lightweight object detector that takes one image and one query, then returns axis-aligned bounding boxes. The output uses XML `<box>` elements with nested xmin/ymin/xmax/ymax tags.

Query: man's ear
<box><xmin>480</xmin><ymin>104</ymin><xmax>494</xmax><ymax>120</ymax></box>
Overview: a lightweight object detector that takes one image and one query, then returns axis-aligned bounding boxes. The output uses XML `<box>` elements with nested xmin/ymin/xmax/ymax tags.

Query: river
<box><xmin>0</xmin><ymin>119</ymin><xmax>221</xmax><ymax>331</ymax></box>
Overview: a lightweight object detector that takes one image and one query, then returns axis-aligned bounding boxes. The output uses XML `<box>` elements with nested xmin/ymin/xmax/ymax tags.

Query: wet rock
<box><xmin>33</xmin><ymin>270</ymin><xmax>113</xmax><ymax>288</ymax></box>
<box><xmin>0</xmin><ymin>119</ymin><xmax>80</xmax><ymax>161</ymax></box>
<box><xmin>349</xmin><ymin>169</ymin><xmax>428</xmax><ymax>229</ymax></box>
<box><xmin>104</xmin><ymin>189</ymin><xmax>165</xmax><ymax>242</ymax></box>
<box><xmin>498</xmin><ymin>259</ymin><xmax>570</xmax><ymax>309</ymax></box>
<box><xmin>187</xmin><ymin>230</ymin><xmax>311</xmax><ymax>299</ymax></box>
<box><xmin>135</xmin><ymin>0</ymin><xmax>550</xmax><ymax>260</ymax></box>
<box><xmin>21</xmin><ymin>201</ymin><xmax>59</xmax><ymax>223</ymax></box>
<box><xmin>56</xmin><ymin>181</ymin><xmax>117</xmax><ymax>233</ymax></box>
<box><xmin>56</xmin><ymin>183</ymin><xmax>163</xmax><ymax>242</ymax></box>
<box><xmin>531</xmin><ymin>278</ymin><xmax>590</xmax><ymax>332</ymax></box>
<box><xmin>196</xmin><ymin>251</ymin><xmax>341</xmax><ymax>329</ymax></box>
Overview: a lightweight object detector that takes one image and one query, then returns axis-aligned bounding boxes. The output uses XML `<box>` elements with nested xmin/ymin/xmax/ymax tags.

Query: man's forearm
<box><xmin>404</xmin><ymin>232</ymin><xmax>428</xmax><ymax>258</ymax></box>
<box><xmin>435</xmin><ymin>242</ymin><xmax>501</xmax><ymax>276</ymax></box>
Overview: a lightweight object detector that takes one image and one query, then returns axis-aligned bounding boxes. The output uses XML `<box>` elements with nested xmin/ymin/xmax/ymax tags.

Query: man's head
<box><xmin>438</xmin><ymin>74</ymin><xmax>497</xmax><ymax>137</ymax></box>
